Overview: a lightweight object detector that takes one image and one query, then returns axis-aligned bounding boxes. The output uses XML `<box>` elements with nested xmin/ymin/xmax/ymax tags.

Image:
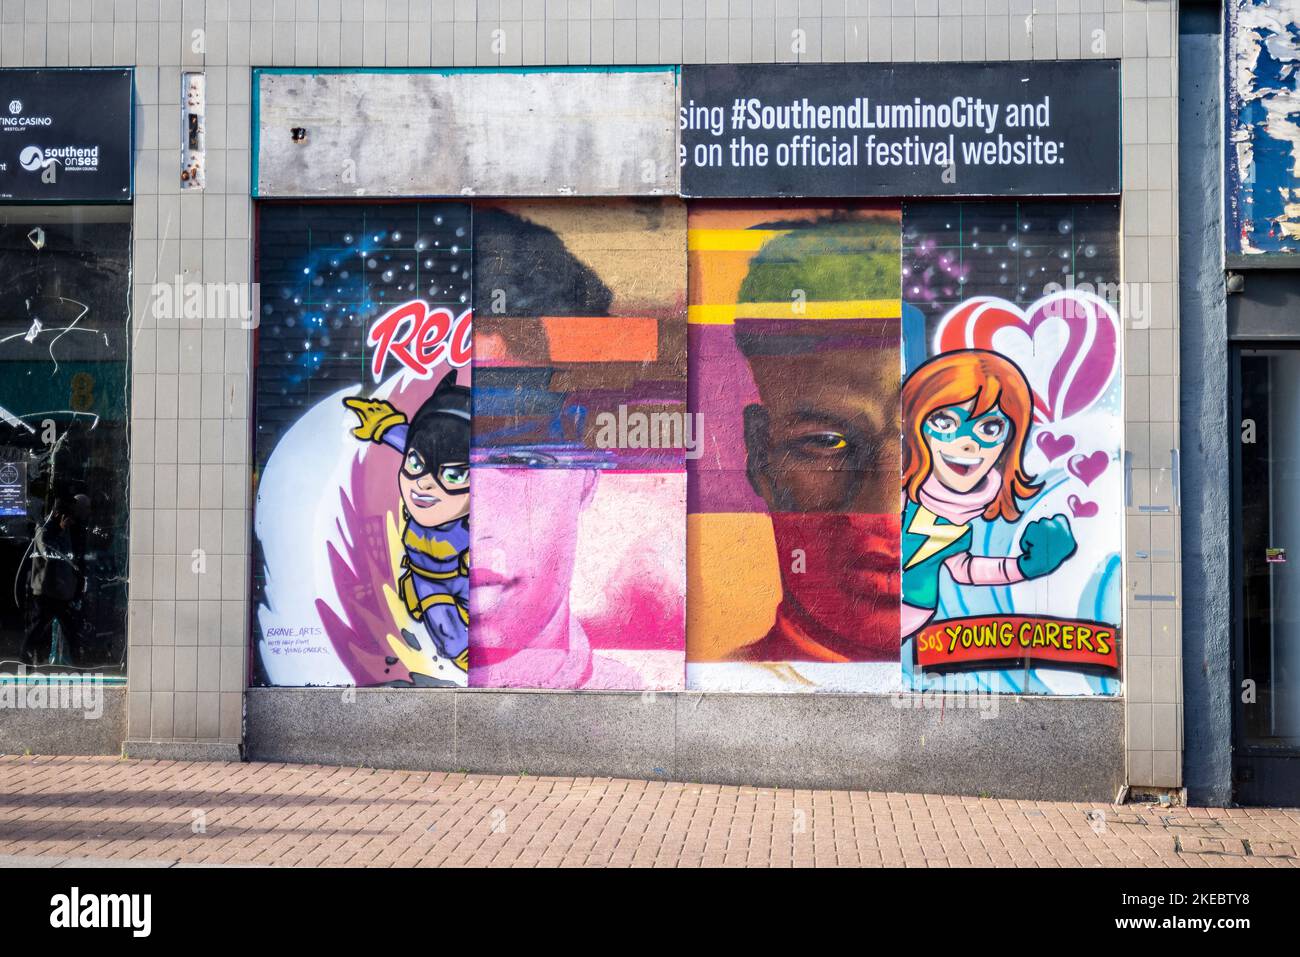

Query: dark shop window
<box><xmin>0</xmin><ymin>210</ymin><xmax>131</xmax><ymax>676</ymax></box>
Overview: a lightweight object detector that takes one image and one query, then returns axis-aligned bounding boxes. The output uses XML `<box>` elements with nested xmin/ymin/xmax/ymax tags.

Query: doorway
<box><xmin>1232</xmin><ymin>345</ymin><xmax>1300</xmax><ymax>803</ymax></box>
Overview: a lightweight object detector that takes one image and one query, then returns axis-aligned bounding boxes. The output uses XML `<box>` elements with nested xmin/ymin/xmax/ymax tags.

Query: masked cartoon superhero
<box><xmin>343</xmin><ymin>371</ymin><xmax>471</xmax><ymax>671</ymax></box>
<box><xmin>900</xmin><ymin>349</ymin><xmax>1076</xmax><ymax>640</ymax></box>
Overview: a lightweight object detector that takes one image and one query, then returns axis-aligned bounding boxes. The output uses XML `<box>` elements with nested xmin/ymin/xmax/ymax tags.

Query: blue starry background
<box><xmin>253</xmin><ymin>202</ymin><xmax>472</xmax><ymax>469</ymax></box>
<box><xmin>900</xmin><ymin>200</ymin><xmax>1121</xmax><ymax>372</ymax></box>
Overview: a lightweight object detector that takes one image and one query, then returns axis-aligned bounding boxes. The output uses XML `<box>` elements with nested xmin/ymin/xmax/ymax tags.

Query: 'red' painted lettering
<box><xmin>368</xmin><ymin>300</ymin><xmax>472</xmax><ymax>382</ymax></box>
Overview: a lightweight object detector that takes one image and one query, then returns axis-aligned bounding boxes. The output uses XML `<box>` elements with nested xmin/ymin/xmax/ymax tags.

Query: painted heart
<box><xmin>1067</xmin><ymin>450</ymin><xmax>1109</xmax><ymax>486</ymax></box>
<box><xmin>1035</xmin><ymin>430</ymin><xmax>1075</xmax><ymax>462</ymax></box>
<box><xmin>1067</xmin><ymin>494</ymin><xmax>1099</xmax><ymax>518</ymax></box>
<box><xmin>933</xmin><ymin>291</ymin><xmax>1120</xmax><ymax>424</ymax></box>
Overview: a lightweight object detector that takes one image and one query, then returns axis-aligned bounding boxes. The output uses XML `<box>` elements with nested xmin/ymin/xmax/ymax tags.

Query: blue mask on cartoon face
<box><xmin>922</xmin><ymin>405</ymin><xmax>1012</xmax><ymax>449</ymax></box>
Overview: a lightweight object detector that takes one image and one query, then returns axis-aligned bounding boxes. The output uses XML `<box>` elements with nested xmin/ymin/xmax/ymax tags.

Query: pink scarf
<box><xmin>917</xmin><ymin>471</ymin><xmax>1002</xmax><ymax>526</ymax></box>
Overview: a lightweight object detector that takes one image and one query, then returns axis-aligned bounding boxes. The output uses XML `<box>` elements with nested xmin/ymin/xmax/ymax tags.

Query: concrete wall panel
<box><xmin>247</xmin><ymin>686</ymin><xmax>1124</xmax><ymax>802</ymax></box>
<box><xmin>255</xmin><ymin>69</ymin><xmax>679</xmax><ymax>198</ymax></box>
<box><xmin>0</xmin><ymin>687</ymin><xmax>125</xmax><ymax>757</ymax></box>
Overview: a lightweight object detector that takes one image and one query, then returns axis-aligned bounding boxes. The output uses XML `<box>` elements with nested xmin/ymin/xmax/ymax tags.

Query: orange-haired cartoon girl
<box><xmin>900</xmin><ymin>349</ymin><xmax>1076</xmax><ymax>639</ymax></box>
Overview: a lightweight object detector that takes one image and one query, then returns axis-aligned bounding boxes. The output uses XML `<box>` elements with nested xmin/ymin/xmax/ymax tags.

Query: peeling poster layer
<box><xmin>1227</xmin><ymin>0</ymin><xmax>1300</xmax><ymax>255</ymax></box>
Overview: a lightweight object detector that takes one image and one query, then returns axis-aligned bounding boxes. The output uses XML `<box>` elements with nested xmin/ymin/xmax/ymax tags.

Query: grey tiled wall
<box><xmin>0</xmin><ymin>0</ymin><xmax>1182</xmax><ymax>789</ymax></box>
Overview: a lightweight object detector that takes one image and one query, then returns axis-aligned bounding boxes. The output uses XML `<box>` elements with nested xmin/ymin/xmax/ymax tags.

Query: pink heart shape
<box><xmin>1067</xmin><ymin>450</ymin><xmax>1109</xmax><ymax>487</ymax></box>
<box><xmin>1036</xmin><ymin>430</ymin><xmax>1075</xmax><ymax>462</ymax></box>
<box><xmin>934</xmin><ymin>291</ymin><xmax>1120</xmax><ymax>424</ymax></box>
<box><xmin>1067</xmin><ymin>494</ymin><xmax>1099</xmax><ymax>519</ymax></box>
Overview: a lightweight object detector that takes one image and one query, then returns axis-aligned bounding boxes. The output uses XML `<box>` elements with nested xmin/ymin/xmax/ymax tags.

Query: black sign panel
<box><xmin>680</xmin><ymin>60</ymin><xmax>1120</xmax><ymax>198</ymax></box>
<box><xmin>0</xmin><ymin>69</ymin><xmax>133</xmax><ymax>202</ymax></box>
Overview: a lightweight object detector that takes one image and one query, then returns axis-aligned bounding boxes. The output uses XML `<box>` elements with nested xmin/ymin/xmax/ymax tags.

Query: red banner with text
<box><xmin>914</xmin><ymin>615</ymin><xmax>1120</xmax><ymax>673</ymax></box>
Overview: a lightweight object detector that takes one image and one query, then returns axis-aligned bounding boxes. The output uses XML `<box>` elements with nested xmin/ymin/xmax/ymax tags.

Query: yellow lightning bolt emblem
<box><xmin>904</xmin><ymin>506</ymin><xmax>969</xmax><ymax>570</ymax></box>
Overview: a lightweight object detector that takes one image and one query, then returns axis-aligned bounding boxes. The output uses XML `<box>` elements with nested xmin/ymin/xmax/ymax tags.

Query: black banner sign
<box><xmin>0</xmin><ymin>69</ymin><xmax>133</xmax><ymax>202</ymax></box>
<box><xmin>680</xmin><ymin>60</ymin><xmax>1121</xmax><ymax>198</ymax></box>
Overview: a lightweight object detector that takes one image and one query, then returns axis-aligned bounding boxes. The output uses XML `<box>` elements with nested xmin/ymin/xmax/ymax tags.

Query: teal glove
<box><xmin>1016</xmin><ymin>514</ymin><xmax>1078</xmax><ymax>579</ymax></box>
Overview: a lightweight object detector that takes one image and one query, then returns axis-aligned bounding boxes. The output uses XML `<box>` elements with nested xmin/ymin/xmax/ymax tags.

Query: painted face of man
<box><xmin>740</xmin><ymin>342</ymin><xmax>902</xmax><ymax>660</ymax></box>
<box><xmin>743</xmin><ymin>345</ymin><xmax>900</xmax><ymax>514</ymax></box>
<box><xmin>921</xmin><ymin>400</ymin><xmax>1010</xmax><ymax>494</ymax></box>
<box><xmin>470</xmin><ymin>468</ymin><xmax>596</xmax><ymax>649</ymax></box>
<box><xmin>398</xmin><ymin>448</ymin><xmax>470</xmax><ymax>527</ymax></box>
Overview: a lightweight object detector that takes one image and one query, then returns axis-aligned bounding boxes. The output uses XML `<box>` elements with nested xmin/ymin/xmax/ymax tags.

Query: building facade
<box><xmin>0</xmin><ymin>0</ymin><xmax>1226</xmax><ymax>804</ymax></box>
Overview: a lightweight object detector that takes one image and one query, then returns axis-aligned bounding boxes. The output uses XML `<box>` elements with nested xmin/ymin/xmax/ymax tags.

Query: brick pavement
<box><xmin>0</xmin><ymin>755</ymin><xmax>1297</xmax><ymax>867</ymax></box>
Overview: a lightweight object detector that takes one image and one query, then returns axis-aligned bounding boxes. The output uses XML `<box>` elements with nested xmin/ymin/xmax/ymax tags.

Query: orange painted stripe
<box><xmin>541</xmin><ymin>315</ymin><xmax>659</xmax><ymax>363</ymax></box>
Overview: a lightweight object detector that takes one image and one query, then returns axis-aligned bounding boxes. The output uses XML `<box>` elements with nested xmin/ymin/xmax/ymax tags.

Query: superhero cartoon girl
<box><xmin>900</xmin><ymin>349</ymin><xmax>1076</xmax><ymax>640</ymax></box>
<box><xmin>343</xmin><ymin>371</ymin><xmax>471</xmax><ymax>671</ymax></box>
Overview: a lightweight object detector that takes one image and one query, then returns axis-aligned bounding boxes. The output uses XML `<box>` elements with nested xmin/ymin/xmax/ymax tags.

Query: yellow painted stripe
<box><xmin>687</xmin><ymin>229</ymin><xmax>785</xmax><ymax>251</ymax></box>
<box><xmin>688</xmin><ymin>300</ymin><xmax>902</xmax><ymax>324</ymax></box>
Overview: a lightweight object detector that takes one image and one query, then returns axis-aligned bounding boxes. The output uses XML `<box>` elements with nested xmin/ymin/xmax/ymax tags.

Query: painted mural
<box><xmin>1226</xmin><ymin>0</ymin><xmax>1300</xmax><ymax>254</ymax></box>
<box><xmin>468</xmin><ymin>200</ymin><xmax>687</xmax><ymax>690</ymax></box>
<box><xmin>900</xmin><ymin>201</ymin><xmax>1123</xmax><ymax>695</ymax></box>
<box><xmin>252</xmin><ymin>203</ymin><xmax>472</xmax><ymax>687</ymax></box>
<box><xmin>251</xmin><ymin>198</ymin><xmax>1121</xmax><ymax>697</ymax></box>
<box><xmin>685</xmin><ymin>204</ymin><xmax>903</xmax><ymax>692</ymax></box>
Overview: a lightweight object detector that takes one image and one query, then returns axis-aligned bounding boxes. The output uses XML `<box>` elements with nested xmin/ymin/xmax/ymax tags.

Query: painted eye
<box><xmin>926</xmin><ymin>411</ymin><xmax>958</xmax><ymax>434</ymax></box>
<box><xmin>801</xmin><ymin>432</ymin><xmax>849</xmax><ymax>451</ymax></box>
<box><xmin>439</xmin><ymin>465</ymin><xmax>469</xmax><ymax>488</ymax></box>
<box><xmin>404</xmin><ymin>450</ymin><xmax>426</xmax><ymax>475</ymax></box>
<box><xmin>974</xmin><ymin>418</ymin><xmax>1007</xmax><ymax>442</ymax></box>
<box><xmin>489</xmin><ymin>451</ymin><xmax>557</xmax><ymax>467</ymax></box>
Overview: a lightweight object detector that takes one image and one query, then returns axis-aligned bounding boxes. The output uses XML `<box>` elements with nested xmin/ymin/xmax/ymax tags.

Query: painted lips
<box><xmin>471</xmin><ymin>569</ymin><xmax>515</xmax><ymax>589</ymax></box>
<box><xmin>941</xmin><ymin>452</ymin><xmax>981</xmax><ymax>476</ymax></box>
<box><xmin>409</xmin><ymin>490</ymin><xmax>440</xmax><ymax>508</ymax></box>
